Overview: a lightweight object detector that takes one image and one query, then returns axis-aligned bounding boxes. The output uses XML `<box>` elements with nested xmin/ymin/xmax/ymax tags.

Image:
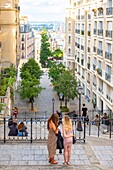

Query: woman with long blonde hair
<box><xmin>62</xmin><ymin>115</ymin><xmax>73</xmax><ymax>165</ymax></box>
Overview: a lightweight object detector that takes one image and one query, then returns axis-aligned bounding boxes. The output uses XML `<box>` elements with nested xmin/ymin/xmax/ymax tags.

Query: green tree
<box><xmin>18</xmin><ymin>59</ymin><xmax>43</xmax><ymax>110</ymax></box>
<box><xmin>53</xmin><ymin>70</ymin><xmax>78</xmax><ymax>107</ymax></box>
<box><xmin>20</xmin><ymin>58</ymin><xmax>43</xmax><ymax>79</ymax></box>
<box><xmin>52</xmin><ymin>48</ymin><xmax>63</xmax><ymax>60</ymax></box>
<box><xmin>18</xmin><ymin>71</ymin><xmax>42</xmax><ymax>110</ymax></box>
<box><xmin>0</xmin><ymin>65</ymin><xmax>16</xmax><ymax>99</ymax></box>
<box><xmin>40</xmin><ymin>28</ymin><xmax>51</xmax><ymax>67</ymax></box>
<box><xmin>48</xmin><ymin>63</ymin><xmax>65</xmax><ymax>83</ymax></box>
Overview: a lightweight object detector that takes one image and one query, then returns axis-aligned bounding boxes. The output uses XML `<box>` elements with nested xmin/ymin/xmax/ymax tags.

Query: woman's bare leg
<box><xmin>64</xmin><ymin>145</ymin><xmax>68</xmax><ymax>163</ymax></box>
<box><xmin>67</xmin><ymin>144</ymin><xmax>72</xmax><ymax>163</ymax></box>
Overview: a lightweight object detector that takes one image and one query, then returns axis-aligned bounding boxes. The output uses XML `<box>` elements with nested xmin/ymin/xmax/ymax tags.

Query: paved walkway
<box><xmin>0</xmin><ymin>136</ymin><xmax>113</xmax><ymax>170</ymax></box>
<box><xmin>14</xmin><ymin>70</ymin><xmax>93</xmax><ymax>117</ymax></box>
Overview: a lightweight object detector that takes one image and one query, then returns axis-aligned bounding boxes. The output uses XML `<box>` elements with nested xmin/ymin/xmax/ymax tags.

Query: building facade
<box><xmin>20</xmin><ymin>16</ymin><xmax>35</xmax><ymax>61</ymax></box>
<box><xmin>0</xmin><ymin>0</ymin><xmax>20</xmax><ymax>69</ymax></box>
<box><xmin>65</xmin><ymin>0</ymin><xmax>113</xmax><ymax>112</ymax></box>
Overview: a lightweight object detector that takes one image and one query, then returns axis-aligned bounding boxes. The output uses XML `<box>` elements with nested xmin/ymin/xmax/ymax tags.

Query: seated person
<box><xmin>18</xmin><ymin>122</ymin><xmax>28</xmax><ymax>136</ymax></box>
<box><xmin>8</xmin><ymin>122</ymin><xmax>18</xmax><ymax>136</ymax></box>
<box><xmin>8</xmin><ymin>117</ymin><xmax>13</xmax><ymax>129</ymax></box>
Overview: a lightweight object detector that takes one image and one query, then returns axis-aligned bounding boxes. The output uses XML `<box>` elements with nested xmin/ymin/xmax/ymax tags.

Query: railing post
<box><xmin>83</xmin><ymin>119</ymin><xmax>86</xmax><ymax>143</ymax></box>
<box><xmin>4</xmin><ymin>118</ymin><xmax>6</xmax><ymax>143</ymax></box>
<box><xmin>31</xmin><ymin>118</ymin><xmax>33</xmax><ymax>143</ymax></box>
<box><xmin>98</xmin><ymin>111</ymin><xmax>100</xmax><ymax>137</ymax></box>
<box><xmin>109</xmin><ymin>111</ymin><xmax>112</xmax><ymax>139</ymax></box>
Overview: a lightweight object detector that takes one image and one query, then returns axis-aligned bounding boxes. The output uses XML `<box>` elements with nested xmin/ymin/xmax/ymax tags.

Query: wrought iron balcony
<box><xmin>105</xmin><ymin>52</ymin><xmax>112</xmax><ymax>61</ymax></box>
<box><xmin>105</xmin><ymin>72</ymin><xmax>111</xmax><ymax>82</ymax></box>
<box><xmin>97</xmin><ymin>49</ymin><xmax>103</xmax><ymax>56</ymax></box>
<box><xmin>93</xmin><ymin>46</ymin><xmax>96</xmax><ymax>53</ymax></box>
<box><xmin>88</xmin><ymin>47</ymin><xmax>90</xmax><ymax>53</ymax></box>
<box><xmin>97</xmin><ymin>68</ymin><xmax>102</xmax><ymax>76</ymax></box>
<box><xmin>81</xmin><ymin>45</ymin><xmax>84</xmax><ymax>50</ymax></box>
<box><xmin>94</xmin><ymin>29</ymin><xmax>97</xmax><ymax>35</ymax></box>
<box><xmin>106</xmin><ymin>7</ymin><xmax>113</xmax><ymax>15</ymax></box>
<box><xmin>93</xmin><ymin>64</ymin><xmax>96</xmax><ymax>70</ymax></box>
<box><xmin>98</xmin><ymin>29</ymin><xmax>103</xmax><ymax>36</ymax></box>
<box><xmin>106</xmin><ymin>30</ymin><xmax>112</xmax><ymax>38</ymax></box>
<box><xmin>81</xmin><ymin>30</ymin><xmax>84</xmax><ymax>35</ymax></box>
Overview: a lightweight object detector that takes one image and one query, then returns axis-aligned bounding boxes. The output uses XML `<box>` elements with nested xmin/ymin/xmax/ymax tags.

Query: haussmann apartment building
<box><xmin>64</xmin><ymin>0</ymin><xmax>113</xmax><ymax>112</ymax></box>
<box><xmin>0</xmin><ymin>0</ymin><xmax>20</xmax><ymax>70</ymax></box>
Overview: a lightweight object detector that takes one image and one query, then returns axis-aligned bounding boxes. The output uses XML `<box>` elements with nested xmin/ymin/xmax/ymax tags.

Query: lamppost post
<box><xmin>52</xmin><ymin>98</ymin><xmax>55</xmax><ymax>114</ymax></box>
<box><xmin>59</xmin><ymin>92</ymin><xmax>63</xmax><ymax>109</ymax></box>
<box><xmin>77</xmin><ymin>84</ymin><xmax>83</xmax><ymax>137</ymax></box>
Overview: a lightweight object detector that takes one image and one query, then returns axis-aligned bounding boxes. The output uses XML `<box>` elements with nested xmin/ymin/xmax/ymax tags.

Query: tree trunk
<box><xmin>65</xmin><ymin>97</ymin><xmax>67</xmax><ymax>108</ymax></box>
<box><xmin>31</xmin><ymin>101</ymin><xmax>34</xmax><ymax>110</ymax></box>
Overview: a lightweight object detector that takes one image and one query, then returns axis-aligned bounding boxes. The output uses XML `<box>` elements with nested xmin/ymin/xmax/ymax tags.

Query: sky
<box><xmin>19</xmin><ymin>0</ymin><xmax>66</xmax><ymax>22</ymax></box>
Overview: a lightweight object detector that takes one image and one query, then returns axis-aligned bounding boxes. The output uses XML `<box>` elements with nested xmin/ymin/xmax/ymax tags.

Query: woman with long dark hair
<box><xmin>47</xmin><ymin>113</ymin><xmax>59</xmax><ymax>164</ymax></box>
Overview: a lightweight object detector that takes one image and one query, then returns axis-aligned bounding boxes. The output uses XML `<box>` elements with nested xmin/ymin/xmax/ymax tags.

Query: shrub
<box><xmin>60</xmin><ymin>106</ymin><xmax>69</xmax><ymax>112</ymax></box>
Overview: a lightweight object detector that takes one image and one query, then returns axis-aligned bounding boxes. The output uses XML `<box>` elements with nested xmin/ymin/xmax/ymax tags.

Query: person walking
<box><xmin>47</xmin><ymin>113</ymin><xmax>59</xmax><ymax>164</ymax></box>
<box><xmin>82</xmin><ymin>103</ymin><xmax>89</xmax><ymax>124</ymax></box>
<box><xmin>62</xmin><ymin>115</ymin><xmax>73</xmax><ymax>165</ymax></box>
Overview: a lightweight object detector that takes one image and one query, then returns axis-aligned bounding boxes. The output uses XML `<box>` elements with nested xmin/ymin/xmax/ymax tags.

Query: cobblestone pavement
<box><xmin>0</xmin><ymin>136</ymin><xmax>113</xmax><ymax>170</ymax></box>
<box><xmin>14</xmin><ymin>70</ymin><xmax>93</xmax><ymax>117</ymax></box>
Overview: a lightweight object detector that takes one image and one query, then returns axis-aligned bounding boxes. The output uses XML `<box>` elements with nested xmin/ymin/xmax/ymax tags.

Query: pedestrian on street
<box><xmin>62</xmin><ymin>115</ymin><xmax>73</xmax><ymax>165</ymax></box>
<box><xmin>82</xmin><ymin>103</ymin><xmax>89</xmax><ymax>124</ymax></box>
<box><xmin>47</xmin><ymin>113</ymin><xmax>59</xmax><ymax>164</ymax></box>
<box><xmin>12</xmin><ymin>107</ymin><xmax>18</xmax><ymax>119</ymax></box>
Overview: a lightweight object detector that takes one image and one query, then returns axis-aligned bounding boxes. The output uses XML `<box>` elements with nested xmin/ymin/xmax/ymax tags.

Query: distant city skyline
<box><xmin>19</xmin><ymin>0</ymin><xmax>66</xmax><ymax>22</ymax></box>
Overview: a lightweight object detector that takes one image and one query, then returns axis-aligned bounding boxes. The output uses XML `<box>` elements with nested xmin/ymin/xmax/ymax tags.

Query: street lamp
<box><xmin>52</xmin><ymin>98</ymin><xmax>55</xmax><ymax>114</ymax></box>
<box><xmin>77</xmin><ymin>84</ymin><xmax>83</xmax><ymax>132</ymax></box>
<box><xmin>59</xmin><ymin>92</ymin><xmax>63</xmax><ymax>109</ymax></box>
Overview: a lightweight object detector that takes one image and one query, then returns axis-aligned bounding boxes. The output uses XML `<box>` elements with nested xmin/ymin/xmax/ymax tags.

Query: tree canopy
<box><xmin>40</xmin><ymin>28</ymin><xmax>51</xmax><ymax>67</ymax></box>
<box><xmin>0</xmin><ymin>65</ymin><xmax>16</xmax><ymax>97</ymax></box>
<box><xmin>48</xmin><ymin>62</ymin><xmax>65</xmax><ymax>83</ymax></box>
<box><xmin>53</xmin><ymin>70</ymin><xmax>78</xmax><ymax>100</ymax></box>
<box><xmin>52</xmin><ymin>48</ymin><xmax>63</xmax><ymax>60</ymax></box>
<box><xmin>48</xmin><ymin>63</ymin><xmax>78</xmax><ymax>107</ymax></box>
<box><xmin>20</xmin><ymin>58</ymin><xmax>43</xmax><ymax>79</ymax></box>
<box><xmin>18</xmin><ymin>59</ymin><xmax>43</xmax><ymax>110</ymax></box>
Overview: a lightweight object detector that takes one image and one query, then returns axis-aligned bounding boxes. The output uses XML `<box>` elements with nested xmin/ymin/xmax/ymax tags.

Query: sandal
<box><xmin>51</xmin><ymin>160</ymin><xmax>58</xmax><ymax>164</ymax></box>
<box><xmin>63</xmin><ymin>162</ymin><xmax>67</xmax><ymax>165</ymax></box>
<box><xmin>67</xmin><ymin>162</ymin><xmax>70</xmax><ymax>165</ymax></box>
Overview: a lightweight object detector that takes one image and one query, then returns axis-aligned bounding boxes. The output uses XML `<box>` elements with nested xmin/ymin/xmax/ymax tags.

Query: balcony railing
<box><xmin>81</xmin><ymin>45</ymin><xmax>84</xmax><ymax>50</ymax></box>
<box><xmin>105</xmin><ymin>52</ymin><xmax>112</xmax><ymax>61</ymax></box>
<box><xmin>106</xmin><ymin>7</ymin><xmax>113</xmax><ymax>15</ymax></box>
<box><xmin>98</xmin><ymin>8</ymin><xmax>103</xmax><ymax>16</ymax></box>
<box><xmin>75</xmin><ymin>29</ymin><xmax>80</xmax><ymax>34</ymax></box>
<box><xmin>88</xmin><ymin>14</ymin><xmax>91</xmax><ymax>19</ymax></box>
<box><xmin>94</xmin><ymin>28</ymin><xmax>97</xmax><ymax>35</ymax></box>
<box><xmin>88</xmin><ymin>31</ymin><xmax>91</xmax><ymax>36</ymax></box>
<box><xmin>98</xmin><ymin>87</ymin><xmax>103</xmax><ymax>94</ymax></box>
<box><xmin>81</xmin><ymin>59</ymin><xmax>84</xmax><ymax>65</ymax></box>
<box><xmin>81</xmin><ymin>30</ymin><xmax>84</xmax><ymax>35</ymax></box>
<box><xmin>93</xmin><ymin>82</ymin><xmax>96</xmax><ymax>87</ymax></box>
<box><xmin>88</xmin><ymin>47</ymin><xmax>90</xmax><ymax>53</ymax></box>
<box><xmin>97</xmin><ymin>68</ymin><xmax>102</xmax><ymax>76</ymax></box>
<box><xmin>93</xmin><ymin>46</ymin><xmax>96</xmax><ymax>53</ymax></box>
<box><xmin>98</xmin><ymin>29</ymin><xmax>103</xmax><ymax>36</ymax></box>
<box><xmin>93</xmin><ymin>64</ymin><xmax>96</xmax><ymax>70</ymax></box>
<box><xmin>105</xmin><ymin>72</ymin><xmax>111</xmax><ymax>82</ymax></box>
<box><xmin>87</xmin><ymin>63</ymin><xmax>90</xmax><ymax>69</ymax></box>
<box><xmin>106</xmin><ymin>30</ymin><xmax>112</xmax><ymax>38</ymax></box>
<box><xmin>97</xmin><ymin>49</ymin><xmax>103</xmax><ymax>56</ymax></box>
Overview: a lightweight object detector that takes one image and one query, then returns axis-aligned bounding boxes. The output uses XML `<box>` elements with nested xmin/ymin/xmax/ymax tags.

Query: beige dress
<box><xmin>47</xmin><ymin>128</ymin><xmax>57</xmax><ymax>158</ymax></box>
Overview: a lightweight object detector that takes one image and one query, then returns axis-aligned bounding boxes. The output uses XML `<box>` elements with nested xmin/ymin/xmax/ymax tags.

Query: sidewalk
<box><xmin>0</xmin><ymin>136</ymin><xmax>113</xmax><ymax>170</ymax></box>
